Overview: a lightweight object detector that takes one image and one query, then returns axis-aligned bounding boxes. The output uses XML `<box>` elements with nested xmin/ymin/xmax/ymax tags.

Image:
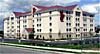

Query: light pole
<box><xmin>18</xmin><ymin>17</ymin><xmax>21</xmax><ymax>43</ymax></box>
<box><xmin>80</xmin><ymin>27</ymin><xmax>83</xmax><ymax>53</ymax></box>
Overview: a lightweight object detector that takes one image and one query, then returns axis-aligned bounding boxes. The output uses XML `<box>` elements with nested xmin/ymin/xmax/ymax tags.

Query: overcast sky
<box><xmin>0</xmin><ymin>0</ymin><xmax>100</xmax><ymax>30</ymax></box>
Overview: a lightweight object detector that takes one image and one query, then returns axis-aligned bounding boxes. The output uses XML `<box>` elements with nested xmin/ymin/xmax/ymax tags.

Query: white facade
<box><xmin>4</xmin><ymin>12</ymin><xmax>33</xmax><ymax>39</ymax></box>
<box><xmin>4</xmin><ymin>5</ymin><xmax>95</xmax><ymax>40</ymax></box>
<box><xmin>33</xmin><ymin>5</ymin><xmax>95</xmax><ymax>40</ymax></box>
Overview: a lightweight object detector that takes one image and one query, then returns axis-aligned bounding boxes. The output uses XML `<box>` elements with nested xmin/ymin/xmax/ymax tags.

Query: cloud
<box><xmin>81</xmin><ymin>3</ymin><xmax>100</xmax><ymax>13</ymax></box>
<box><xmin>0</xmin><ymin>0</ymin><xmax>80</xmax><ymax>18</ymax></box>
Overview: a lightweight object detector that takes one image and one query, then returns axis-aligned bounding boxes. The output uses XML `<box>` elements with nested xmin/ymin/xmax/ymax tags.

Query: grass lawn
<box><xmin>2</xmin><ymin>41</ymin><xmax>100</xmax><ymax>50</ymax></box>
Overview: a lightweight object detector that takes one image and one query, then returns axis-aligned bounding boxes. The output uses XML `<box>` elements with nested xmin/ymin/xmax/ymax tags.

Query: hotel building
<box><xmin>4</xmin><ymin>5</ymin><xmax>95</xmax><ymax>40</ymax></box>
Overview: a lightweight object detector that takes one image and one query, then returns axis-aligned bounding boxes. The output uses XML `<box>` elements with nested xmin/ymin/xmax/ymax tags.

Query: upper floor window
<box><xmin>12</xmin><ymin>22</ymin><xmax>14</xmax><ymax>24</ymax></box>
<box><xmin>90</xmin><ymin>24</ymin><xmax>93</xmax><ymax>27</ymax></box>
<box><xmin>33</xmin><ymin>20</ymin><xmax>34</xmax><ymax>22</ymax></box>
<box><xmin>66</xmin><ymin>11</ymin><xmax>73</xmax><ymax>14</ymax></box>
<box><xmin>23</xmin><ymin>20</ymin><xmax>27</xmax><ymax>23</ymax></box>
<box><xmin>76</xmin><ymin>23</ymin><xmax>80</xmax><ymax>26</ymax></box>
<box><xmin>90</xmin><ymin>29</ymin><xmax>93</xmax><ymax>31</ymax></box>
<box><xmin>12</xmin><ymin>26</ymin><xmax>14</xmax><ymax>28</ymax></box>
<box><xmin>83</xmin><ymin>24</ymin><xmax>87</xmax><ymax>26</ymax></box>
<box><xmin>33</xmin><ymin>15</ymin><xmax>34</xmax><ymax>17</ymax></box>
<box><xmin>76</xmin><ymin>18</ymin><xmax>80</xmax><ymax>21</ymax></box>
<box><xmin>75</xmin><ymin>11</ymin><xmax>81</xmax><ymax>16</ymax></box>
<box><xmin>49</xmin><ymin>28</ymin><xmax>52</xmax><ymax>32</ymax></box>
<box><xmin>49</xmin><ymin>23</ymin><xmax>52</xmax><ymax>26</ymax></box>
<box><xmin>90</xmin><ymin>15</ymin><xmax>94</xmax><ymax>17</ymax></box>
<box><xmin>90</xmin><ymin>19</ymin><xmax>93</xmax><ymax>22</ymax></box>
<box><xmin>49</xmin><ymin>11</ymin><xmax>52</xmax><ymax>14</ymax></box>
<box><xmin>11</xmin><ymin>17</ymin><xmax>14</xmax><ymax>20</ymax></box>
<box><xmin>49</xmin><ymin>17</ymin><xmax>52</xmax><ymax>20</ymax></box>
<box><xmin>77</xmin><ymin>8</ymin><xmax>80</xmax><ymax>10</ymax></box>
<box><xmin>66</xmin><ymin>17</ymin><xmax>71</xmax><ymax>21</ymax></box>
<box><xmin>83</xmin><ymin>18</ymin><xmax>87</xmax><ymax>21</ymax></box>
<box><xmin>17</xmin><ymin>26</ymin><xmax>20</xmax><ymax>28</ymax></box>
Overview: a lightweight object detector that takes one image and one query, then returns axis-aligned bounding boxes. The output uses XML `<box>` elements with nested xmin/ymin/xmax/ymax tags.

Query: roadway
<box><xmin>0</xmin><ymin>45</ymin><xmax>74</xmax><ymax>54</ymax></box>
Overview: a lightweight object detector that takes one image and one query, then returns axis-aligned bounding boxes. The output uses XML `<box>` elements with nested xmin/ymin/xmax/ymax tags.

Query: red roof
<box><xmin>25</xmin><ymin>28</ymin><xmax>33</xmax><ymax>33</ymax></box>
<box><xmin>13</xmin><ymin>11</ymin><xmax>31</xmax><ymax>17</ymax></box>
<box><xmin>33</xmin><ymin>4</ymin><xmax>77</xmax><ymax>12</ymax></box>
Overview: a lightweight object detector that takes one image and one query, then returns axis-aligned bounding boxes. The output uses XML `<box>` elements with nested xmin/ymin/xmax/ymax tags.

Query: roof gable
<box><xmin>33</xmin><ymin>4</ymin><xmax>77</xmax><ymax>13</ymax></box>
<box><xmin>25</xmin><ymin>28</ymin><xmax>33</xmax><ymax>33</ymax></box>
<box><xmin>13</xmin><ymin>11</ymin><xmax>31</xmax><ymax>17</ymax></box>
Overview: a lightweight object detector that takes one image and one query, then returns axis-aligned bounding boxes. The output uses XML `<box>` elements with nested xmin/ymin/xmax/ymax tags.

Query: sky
<box><xmin>0</xmin><ymin>0</ymin><xmax>100</xmax><ymax>30</ymax></box>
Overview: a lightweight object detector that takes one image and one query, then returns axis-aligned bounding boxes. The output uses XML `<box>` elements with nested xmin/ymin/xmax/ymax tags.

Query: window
<box><xmin>25</xmin><ymin>25</ymin><xmax>27</xmax><ymax>27</ymax></box>
<box><xmin>7</xmin><ymin>22</ymin><xmax>9</xmax><ymax>24</ymax></box>
<box><xmin>33</xmin><ymin>25</ymin><xmax>34</xmax><ymax>27</ymax></box>
<box><xmin>7</xmin><ymin>30</ymin><xmax>9</xmax><ymax>32</ymax></box>
<box><xmin>11</xmin><ymin>17</ymin><xmax>14</xmax><ymax>20</ymax></box>
<box><xmin>83</xmin><ymin>24</ymin><xmax>87</xmax><ymax>26</ymax></box>
<box><xmin>37</xmin><ymin>14</ymin><xmax>38</xmax><ymax>16</ymax></box>
<box><xmin>66</xmin><ymin>17</ymin><xmax>71</xmax><ymax>20</ymax></box>
<box><xmin>17</xmin><ymin>26</ymin><xmax>20</xmax><ymax>28</ymax></box>
<box><xmin>40</xmin><ymin>35</ymin><xmax>42</xmax><ymax>38</ymax></box>
<box><xmin>66</xmin><ymin>29</ymin><xmax>68</xmax><ymax>31</ymax></box>
<box><xmin>84</xmin><ymin>29</ymin><xmax>87</xmax><ymax>31</ymax></box>
<box><xmin>49</xmin><ymin>35</ymin><xmax>52</xmax><ymax>39</ymax></box>
<box><xmin>69</xmin><ymin>28</ymin><xmax>71</xmax><ymax>31</ymax></box>
<box><xmin>49</xmin><ymin>29</ymin><xmax>52</xmax><ymax>32</ymax></box>
<box><xmin>37</xmin><ymin>24</ymin><xmax>39</xmax><ymax>27</ymax></box>
<box><xmin>78</xmin><ymin>29</ymin><xmax>80</xmax><ymax>31</ymax></box>
<box><xmin>12</xmin><ymin>26</ymin><xmax>14</xmax><ymax>28</ymax></box>
<box><xmin>24</xmin><ymin>20</ymin><xmax>27</xmax><ymax>23</ymax></box>
<box><xmin>90</xmin><ymin>15</ymin><xmax>94</xmax><ymax>17</ymax></box>
<box><xmin>37</xmin><ymin>29</ymin><xmax>39</xmax><ymax>32</ymax></box>
<box><xmin>66</xmin><ymin>11</ymin><xmax>73</xmax><ymax>14</ymax></box>
<box><xmin>76</xmin><ymin>23</ymin><xmax>80</xmax><ymax>26</ymax></box>
<box><xmin>66</xmin><ymin>17</ymin><xmax>68</xmax><ymax>20</ymax></box>
<box><xmin>77</xmin><ymin>8</ymin><xmax>80</xmax><ymax>10</ymax></box>
<box><xmin>66</xmin><ymin>35</ymin><xmax>68</xmax><ymax>38</ymax></box>
<box><xmin>39</xmin><ymin>13</ymin><xmax>41</xmax><ymax>16</ymax></box>
<box><xmin>7</xmin><ymin>27</ymin><xmax>9</xmax><ymax>28</ymax></box>
<box><xmin>90</xmin><ymin>29</ymin><xmax>93</xmax><ymax>31</ymax></box>
<box><xmin>90</xmin><ymin>24</ymin><xmax>93</xmax><ymax>27</ymax></box>
<box><xmin>12</xmin><ymin>22</ymin><xmax>14</xmax><ymax>24</ymax></box>
<box><xmin>17</xmin><ymin>21</ymin><xmax>20</xmax><ymax>23</ymax></box>
<box><xmin>33</xmin><ymin>20</ymin><xmax>34</xmax><ymax>22</ymax></box>
<box><xmin>75</xmin><ymin>11</ymin><xmax>81</xmax><ymax>16</ymax></box>
<box><xmin>49</xmin><ymin>11</ymin><xmax>52</xmax><ymax>14</ymax></box>
<box><xmin>69</xmin><ymin>35</ymin><xmax>71</xmax><ymax>37</ymax></box>
<box><xmin>17</xmin><ymin>30</ymin><xmax>20</xmax><ymax>32</ymax></box>
<box><xmin>49</xmin><ymin>17</ymin><xmax>52</xmax><ymax>20</ymax></box>
<box><xmin>69</xmin><ymin>23</ymin><xmax>71</xmax><ymax>26</ymax></box>
<box><xmin>76</xmin><ymin>29</ymin><xmax>80</xmax><ymax>32</ymax></box>
<box><xmin>33</xmin><ymin>15</ymin><xmax>34</xmax><ymax>17</ymax></box>
<box><xmin>66</xmin><ymin>23</ymin><xmax>68</xmax><ymax>26</ymax></box>
<box><xmin>40</xmin><ymin>29</ymin><xmax>41</xmax><ymax>32</ymax></box>
<box><xmin>49</xmin><ymin>23</ymin><xmax>52</xmax><ymax>26</ymax></box>
<box><xmin>76</xmin><ymin>18</ymin><xmax>80</xmax><ymax>21</ymax></box>
<box><xmin>90</xmin><ymin>19</ymin><xmax>93</xmax><ymax>22</ymax></box>
<box><xmin>83</xmin><ymin>18</ymin><xmax>87</xmax><ymax>21</ymax></box>
<box><xmin>23</xmin><ymin>25</ymin><xmax>27</xmax><ymax>27</ymax></box>
<box><xmin>37</xmin><ymin>19</ymin><xmax>39</xmax><ymax>22</ymax></box>
<box><xmin>40</xmin><ymin>24</ymin><xmax>41</xmax><ymax>27</ymax></box>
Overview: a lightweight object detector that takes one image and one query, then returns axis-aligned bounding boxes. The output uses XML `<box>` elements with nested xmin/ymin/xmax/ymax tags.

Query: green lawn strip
<box><xmin>0</xmin><ymin>42</ymin><xmax>79</xmax><ymax>54</ymax></box>
<box><xmin>1</xmin><ymin>42</ymin><xmax>100</xmax><ymax>49</ymax></box>
<box><xmin>0</xmin><ymin>42</ymin><xmax>100</xmax><ymax>54</ymax></box>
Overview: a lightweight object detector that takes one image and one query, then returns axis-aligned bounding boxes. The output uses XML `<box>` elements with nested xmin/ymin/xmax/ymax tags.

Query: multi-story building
<box><xmin>4</xmin><ymin>5</ymin><xmax>95</xmax><ymax>40</ymax></box>
<box><xmin>4</xmin><ymin>12</ymin><xmax>33</xmax><ymax>39</ymax></box>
